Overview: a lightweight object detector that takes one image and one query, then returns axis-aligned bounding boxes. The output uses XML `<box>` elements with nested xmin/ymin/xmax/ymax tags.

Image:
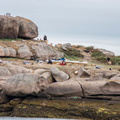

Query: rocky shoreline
<box><xmin>0</xmin><ymin>15</ymin><xmax>120</xmax><ymax>120</ymax></box>
<box><xmin>0</xmin><ymin>61</ymin><xmax>120</xmax><ymax>120</ymax></box>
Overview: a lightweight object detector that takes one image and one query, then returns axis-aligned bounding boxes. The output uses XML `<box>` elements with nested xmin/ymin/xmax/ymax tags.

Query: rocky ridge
<box><xmin>0</xmin><ymin>41</ymin><xmax>64</xmax><ymax>60</ymax></box>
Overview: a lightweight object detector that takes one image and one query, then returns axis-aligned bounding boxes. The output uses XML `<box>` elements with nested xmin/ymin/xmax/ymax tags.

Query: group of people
<box><xmin>47</xmin><ymin>57</ymin><xmax>66</xmax><ymax>65</ymax></box>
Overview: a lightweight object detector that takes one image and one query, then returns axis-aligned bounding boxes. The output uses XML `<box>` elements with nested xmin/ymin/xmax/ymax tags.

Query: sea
<box><xmin>0</xmin><ymin>118</ymin><xmax>80</xmax><ymax>120</ymax></box>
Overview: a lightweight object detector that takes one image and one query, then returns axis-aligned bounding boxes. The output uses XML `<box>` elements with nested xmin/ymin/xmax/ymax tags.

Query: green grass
<box><xmin>63</xmin><ymin>48</ymin><xmax>84</xmax><ymax>58</ymax></box>
<box><xmin>65</xmin><ymin>54</ymin><xmax>82</xmax><ymax>61</ymax></box>
<box><xmin>85</xmin><ymin>46</ymin><xmax>94</xmax><ymax>51</ymax></box>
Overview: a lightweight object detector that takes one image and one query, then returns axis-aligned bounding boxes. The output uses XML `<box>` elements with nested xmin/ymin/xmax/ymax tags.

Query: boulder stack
<box><xmin>0</xmin><ymin>15</ymin><xmax>38</xmax><ymax>39</ymax></box>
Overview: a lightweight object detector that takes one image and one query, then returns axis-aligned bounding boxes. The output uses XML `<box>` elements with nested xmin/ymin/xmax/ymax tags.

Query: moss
<box><xmin>0</xmin><ymin>97</ymin><xmax>120</xmax><ymax>119</ymax></box>
<box><xmin>9</xmin><ymin>98</ymin><xmax>22</xmax><ymax>105</ymax></box>
<box><xmin>9</xmin><ymin>98</ymin><xmax>120</xmax><ymax>119</ymax></box>
<box><xmin>0</xmin><ymin>103</ymin><xmax>14</xmax><ymax>112</ymax></box>
<box><xmin>0</xmin><ymin>112</ymin><xmax>11</xmax><ymax>116</ymax></box>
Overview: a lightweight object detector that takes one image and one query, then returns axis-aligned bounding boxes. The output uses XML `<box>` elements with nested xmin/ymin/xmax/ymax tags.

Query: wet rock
<box><xmin>9</xmin><ymin>98</ymin><xmax>22</xmax><ymax>105</ymax></box>
<box><xmin>0</xmin><ymin>90</ymin><xmax>9</xmax><ymax>104</ymax></box>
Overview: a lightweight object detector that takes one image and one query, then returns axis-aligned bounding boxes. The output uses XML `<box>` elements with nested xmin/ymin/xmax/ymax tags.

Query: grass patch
<box><xmin>85</xmin><ymin>46</ymin><xmax>94</xmax><ymax>51</ymax></box>
<box><xmin>63</xmin><ymin>48</ymin><xmax>84</xmax><ymax>58</ymax></box>
<box><xmin>65</xmin><ymin>55</ymin><xmax>82</xmax><ymax>61</ymax></box>
<box><xmin>0</xmin><ymin>38</ymin><xmax>22</xmax><ymax>41</ymax></box>
<box><xmin>91</xmin><ymin>50</ymin><xmax>106</xmax><ymax>57</ymax></box>
<box><xmin>110</xmin><ymin>56</ymin><xmax>120</xmax><ymax>65</ymax></box>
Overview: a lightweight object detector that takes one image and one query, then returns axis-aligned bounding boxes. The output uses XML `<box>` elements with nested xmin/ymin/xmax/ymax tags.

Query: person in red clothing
<box><xmin>60</xmin><ymin>60</ymin><xmax>66</xmax><ymax>65</ymax></box>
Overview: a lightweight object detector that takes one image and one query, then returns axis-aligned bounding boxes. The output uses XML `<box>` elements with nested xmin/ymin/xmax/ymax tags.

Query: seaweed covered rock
<box><xmin>0</xmin><ymin>90</ymin><xmax>9</xmax><ymax>104</ymax></box>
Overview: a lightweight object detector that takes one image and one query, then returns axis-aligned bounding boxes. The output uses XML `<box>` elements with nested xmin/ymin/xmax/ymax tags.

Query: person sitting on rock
<box><xmin>60</xmin><ymin>60</ymin><xmax>66</xmax><ymax>65</ymax></box>
<box><xmin>43</xmin><ymin>35</ymin><xmax>47</xmax><ymax>40</ymax></box>
<box><xmin>47</xmin><ymin>59</ymin><xmax>52</xmax><ymax>64</ymax></box>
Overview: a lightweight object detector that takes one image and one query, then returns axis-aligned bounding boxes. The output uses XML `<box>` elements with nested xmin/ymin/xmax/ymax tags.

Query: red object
<box><xmin>60</xmin><ymin>61</ymin><xmax>66</xmax><ymax>65</ymax></box>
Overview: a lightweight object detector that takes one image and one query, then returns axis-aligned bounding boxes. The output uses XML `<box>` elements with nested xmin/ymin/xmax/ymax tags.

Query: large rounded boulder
<box><xmin>0</xmin><ymin>15</ymin><xmax>19</xmax><ymax>39</ymax></box>
<box><xmin>16</xmin><ymin>16</ymin><xmax>38</xmax><ymax>39</ymax></box>
<box><xmin>46</xmin><ymin>79</ymin><xmax>83</xmax><ymax>97</ymax></box>
<box><xmin>0</xmin><ymin>15</ymin><xmax>38</xmax><ymax>39</ymax></box>
<box><xmin>50</xmin><ymin>67</ymin><xmax>69</xmax><ymax>82</ymax></box>
<box><xmin>3</xmin><ymin>73</ymin><xmax>49</xmax><ymax>97</ymax></box>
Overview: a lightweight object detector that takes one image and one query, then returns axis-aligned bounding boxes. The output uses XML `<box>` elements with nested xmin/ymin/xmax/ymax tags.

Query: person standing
<box><xmin>43</xmin><ymin>35</ymin><xmax>48</xmax><ymax>44</ymax></box>
<box><xmin>107</xmin><ymin>57</ymin><xmax>112</xmax><ymax>65</ymax></box>
<box><xmin>43</xmin><ymin>35</ymin><xmax>47</xmax><ymax>40</ymax></box>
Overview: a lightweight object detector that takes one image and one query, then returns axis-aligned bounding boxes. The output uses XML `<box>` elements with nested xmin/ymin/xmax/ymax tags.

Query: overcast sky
<box><xmin>0</xmin><ymin>0</ymin><xmax>120</xmax><ymax>55</ymax></box>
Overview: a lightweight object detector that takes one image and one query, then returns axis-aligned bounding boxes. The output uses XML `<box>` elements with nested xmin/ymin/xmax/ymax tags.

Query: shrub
<box><xmin>91</xmin><ymin>50</ymin><xmax>106</xmax><ymax>57</ymax></box>
<box><xmin>110</xmin><ymin>56</ymin><xmax>120</xmax><ymax>65</ymax></box>
<box><xmin>64</xmin><ymin>48</ymin><xmax>84</xmax><ymax>58</ymax></box>
<box><xmin>85</xmin><ymin>46</ymin><xmax>94</xmax><ymax>51</ymax></box>
<box><xmin>93</xmin><ymin>56</ymin><xmax>107</xmax><ymax>64</ymax></box>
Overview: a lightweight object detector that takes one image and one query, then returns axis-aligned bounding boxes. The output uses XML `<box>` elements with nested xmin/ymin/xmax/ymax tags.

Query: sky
<box><xmin>0</xmin><ymin>0</ymin><xmax>120</xmax><ymax>55</ymax></box>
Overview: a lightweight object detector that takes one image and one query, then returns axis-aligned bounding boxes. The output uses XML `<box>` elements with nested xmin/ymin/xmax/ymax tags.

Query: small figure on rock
<box><xmin>60</xmin><ymin>60</ymin><xmax>66</xmax><ymax>65</ymax></box>
<box><xmin>47</xmin><ymin>59</ymin><xmax>52</xmax><ymax>64</ymax></box>
<box><xmin>43</xmin><ymin>35</ymin><xmax>48</xmax><ymax>44</ymax></box>
<box><xmin>107</xmin><ymin>57</ymin><xmax>112</xmax><ymax>65</ymax></box>
<box><xmin>43</xmin><ymin>35</ymin><xmax>47</xmax><ymax>40</ymax></box>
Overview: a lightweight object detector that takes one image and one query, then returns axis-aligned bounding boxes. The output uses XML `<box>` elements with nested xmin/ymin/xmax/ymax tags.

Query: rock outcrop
<box><xmin>3</xmin><ymin>73</ymin><xmax>49</xmax><ymax>97</ymax></box>
<box><xmin>99</xmin><ymin>49</ymin><xmax>115</xmax><ymax>56</ymax></box>
<box><xmin>16</xmin><ymin>16</ymin><xmax>38</xmax><ymax>39</ymax></box>
<box><xmin>0</xmin><ymin>65</ymin><xmax>120</xmax><ymax>100</ymax></box>
<box><xmin>0</xmin><ymin>42</ymin><xmax>64</xmax><ymax>60</ymax></box>
<box><xmin>31</xmin><ymin>42</ymin><xmax>64</xmax><ymax>60</ymax></box>
<box><xmin>0</xmin><ymin>45</ymin><xmax>16</xmax><ymax>57</ymax></box>
<box><xmin>50</xmin><ymin>67</ymin><xmax>69</xmax><ymax>82</ymax></box>
<box><xmin>0</xmin><ymin>15</ymin><xmax>19</xmax><ymax>39</ymax></box>
<box><xmin>17</xmin><ymin>44</ymin><xmax>33</xmax><ymax>59</ymax></box>
<box><xmin>46</xmin><ymin>79</ymin><xmax>83</xmax><ymax>97</ymax></box>
<box><xmin>0</xmin><ymin>15</ymin><xmax>38</xmax><ymax>39</ymax></box>
<box><xmin>0</xmin><ymin>64</ymin><xmax>32</xmax><ymax>81</ymax></box>
<box><xmin>62</xmin><ymin>43</ymin><xmax>72</xmax><ymax>50</ymax></box>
